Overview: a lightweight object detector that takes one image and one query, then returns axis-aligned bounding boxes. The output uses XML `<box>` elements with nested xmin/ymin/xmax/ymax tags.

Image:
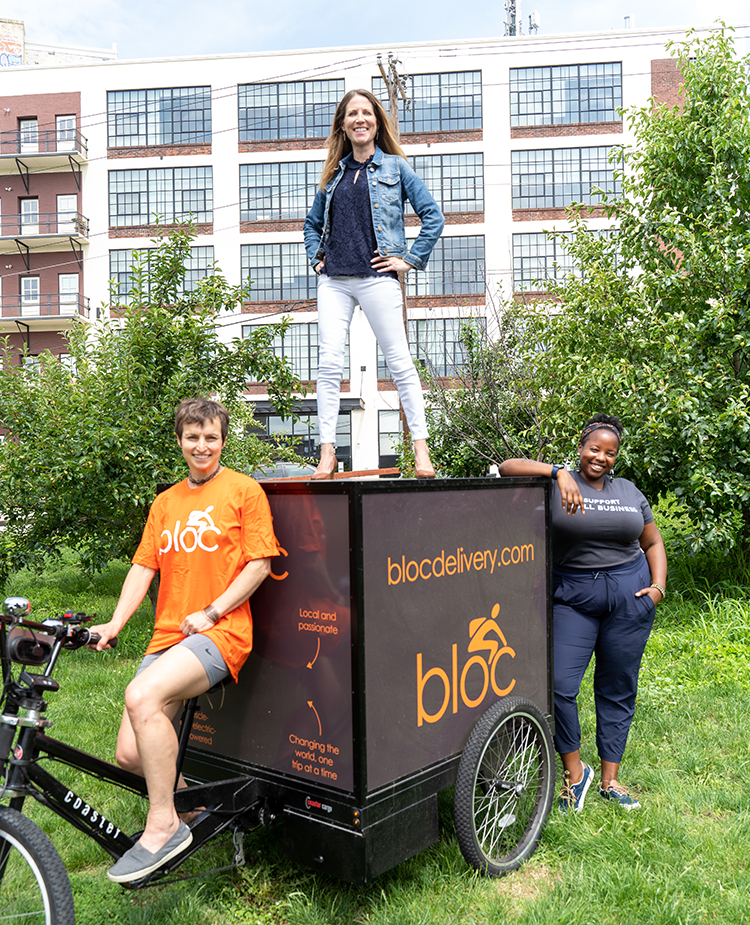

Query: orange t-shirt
<box><xmin>132</xmin><ymin>468</ymin><xmax>279</xmax><ymax>681</ymax></box>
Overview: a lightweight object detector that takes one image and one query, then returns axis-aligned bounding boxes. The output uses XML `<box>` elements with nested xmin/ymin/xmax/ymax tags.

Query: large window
<box><xmin>108</xmin><ymin>168</ymin><xmax>213</xmax><ymax>226</ymax></box>
<box><xmin>378</xmin><ymin>317</ymin><xmax>482</xmax><ymax>378</ymax></box>
<box><xmin>240</xmin><ymin>161</ymin><xmax>323</xmax><ymax>222</ymax></box>
<box><xmin>241</xmin><ymin>243</ymin><xmax>316</xmax><ymax>301</ymax></box>
<box><xmin>107</xmin><ymin>87</ymin><xmax>212</xmax><ymax>147</ymax></box>
<box><xmin>512</xmin><ymin>233</ymin><xmax>573</xmax><ymax>290</ymax></box>
<box><xmin>109</xmin><ymin>246</ymin><xmax>214</xmax><ymax>302</ymax></box>
<box><xmin>511</xmin><ymin>147</ymin><xmax>620</xmax><ymax>209</ymax></box>
<box><xmin>409</xmin><ymin>153</ymin><xmax>483</xmax><ymax>214</ymax></box>
<box><xmin>510</xmin><ymin>63</ymin><xmax>622</xmax><ymax>127</ymax></box>
<box><xmin>512</xmin><ymin>229</ymin><xmax>618</xmax><ymax>289</ymax></box>
<box><xmin>378</xmin><ymin>409</ymin><xmax>401</xmax><ymax>468</ymax></box>
<box><xmin>405</xmin><ymin>236</ymin><xmax>485</xmax><ymax>297</ymax></box>
<box><xmin>249</xmin><ymin>412</ymin><xmax>352</xmax><ymax>469</ymax></box>
<box><xmin>242</xmin><ymin>321</ymin><xmax>349</xmax><ymax>380</ymax></box>
<box><xmin>373</xmin><ymin>71</ymin><xmax>482</xmax><ymax>133</ymax></box>
<box><xmin>238</xmin><ymin>80</ymin><xmax>344</xmax><ymax>141</ymax></box>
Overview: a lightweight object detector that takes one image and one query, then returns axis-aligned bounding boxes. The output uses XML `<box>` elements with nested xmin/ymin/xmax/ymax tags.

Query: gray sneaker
<box><xmin>107</xmin><ymin>823</ymin><xmax>193</xmax><ymax>883</ymax></box>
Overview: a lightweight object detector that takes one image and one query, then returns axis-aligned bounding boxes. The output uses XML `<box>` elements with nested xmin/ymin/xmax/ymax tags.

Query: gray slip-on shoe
<box><xmin>107</xmin><ymin>822</ymin><xmax>193</xmax><ymax>883</ymax></box>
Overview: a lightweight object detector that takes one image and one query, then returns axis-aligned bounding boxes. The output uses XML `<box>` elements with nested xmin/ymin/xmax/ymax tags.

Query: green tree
<box><xmin>0</xmin><ymin>225</ymin><xmax>304</xmax><ymax>583</ymax></box>
<box><xmin>429</xmin><ymin>25</ymin><xmax>750</xmax><ymax>550</ymax></box>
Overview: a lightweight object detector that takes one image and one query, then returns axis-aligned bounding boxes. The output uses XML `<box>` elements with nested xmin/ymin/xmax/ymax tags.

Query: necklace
<box><xmin>188</xmin><ymin>464</ymin><xmax>223</xmax><ymax>486</ymax></box>
<box><xmin>351</xmin><ymin>154</ymin><xmax>373</xmax><ymax>185</ymax></box>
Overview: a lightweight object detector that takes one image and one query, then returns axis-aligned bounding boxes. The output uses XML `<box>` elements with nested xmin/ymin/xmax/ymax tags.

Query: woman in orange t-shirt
<box><xmin>92</xmin><ymin>398</ymin><xmax>278</xmax><ymax>884</ymax></box>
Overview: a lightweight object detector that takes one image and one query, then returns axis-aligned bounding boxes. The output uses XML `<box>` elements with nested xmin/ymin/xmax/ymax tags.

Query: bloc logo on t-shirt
<box><xmin>159</xmin><ymin>505</ymin><xmax>223</xmax><ymax>555</ymax></box>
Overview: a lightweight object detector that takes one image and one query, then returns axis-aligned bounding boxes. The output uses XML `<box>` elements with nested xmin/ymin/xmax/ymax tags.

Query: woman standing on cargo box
<box><xmin>303</xmin><ymin>88</ymin><xmax>444</xmax><ymax>479</ymax></box>
<box><xmin>499</xmin><ymin>414</ymin><xmax>667</xmax><ymax>812</ymax></box>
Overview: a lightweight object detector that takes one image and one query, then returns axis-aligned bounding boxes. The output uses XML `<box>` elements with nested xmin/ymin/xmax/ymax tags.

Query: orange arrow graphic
<box><xmin>307</xmin><ymin>637</ymin><xmax>321</xmax><ymax>669</ymax></box>
<box><xmin>307</xmin><ymin>700</ymin><xmax>322</xmax><ymax>736</ymax></box>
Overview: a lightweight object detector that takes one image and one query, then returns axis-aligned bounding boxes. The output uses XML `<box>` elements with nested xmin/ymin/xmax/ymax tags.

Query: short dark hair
<box><xmin>579</xmin><ymin>413</ymin><xmax>623</xmax><ymax>448</ymax></box>
<box><xmin>174</xmin><ymin>398</ymin><xmax>229</xmax><ymax>441</ymax></box>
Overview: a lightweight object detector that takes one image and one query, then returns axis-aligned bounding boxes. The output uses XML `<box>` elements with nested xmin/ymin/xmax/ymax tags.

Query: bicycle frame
<box><xmin>0</xmin><ymin>605</ymin><xmax>264</xmax><ymax>885</ymax></box>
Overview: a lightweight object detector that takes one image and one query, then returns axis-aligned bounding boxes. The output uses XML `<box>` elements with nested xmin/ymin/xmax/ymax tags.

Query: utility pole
<box><xmin>376</xmin><ymin>53</ymin><xmax>413</xmax><ymax>447</ymax></box>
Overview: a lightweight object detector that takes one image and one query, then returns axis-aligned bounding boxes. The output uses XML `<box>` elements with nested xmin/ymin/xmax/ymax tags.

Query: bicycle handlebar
<box><xmin>82</xmin><ymin>631</ymin><xmax>118</xmax><ymax>648</ymax></box>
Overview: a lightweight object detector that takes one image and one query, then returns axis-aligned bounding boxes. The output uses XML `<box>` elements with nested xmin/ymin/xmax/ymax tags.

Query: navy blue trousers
<box><xmin>552</xmin><ymin>555</ymin><xmax>656</xmax><ymax>763</ymax></box>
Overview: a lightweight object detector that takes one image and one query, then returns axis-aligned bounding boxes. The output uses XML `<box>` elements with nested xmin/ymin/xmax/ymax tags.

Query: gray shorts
<box><xmin>135</xmin><ymin>633</ymin><xmax>229</xmax><ymax>688</ymax></box>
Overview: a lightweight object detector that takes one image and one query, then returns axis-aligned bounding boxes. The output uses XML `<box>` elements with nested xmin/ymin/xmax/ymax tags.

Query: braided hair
<box><xmin>579</xmin><ymin>413</ymin><xmax>623</xmax><ymax>448</ymax></box>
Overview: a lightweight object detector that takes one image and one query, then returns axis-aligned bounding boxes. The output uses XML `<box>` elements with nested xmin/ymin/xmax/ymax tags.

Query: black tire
<box><xmin>0</xmin><ymin>807</ymin><xmax>74</xmax><ymax>924</ymax></box>
<box><xmin>454</xmin><ymin>697</ymin><xmax>555</xmax><ymax>876</ymax></box>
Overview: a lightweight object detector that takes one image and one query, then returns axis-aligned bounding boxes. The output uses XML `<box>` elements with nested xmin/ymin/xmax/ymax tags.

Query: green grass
<box><xmin>2</xmin><ymin>536</ymin><xmax>749</xmax><ymax>925</ymax></box>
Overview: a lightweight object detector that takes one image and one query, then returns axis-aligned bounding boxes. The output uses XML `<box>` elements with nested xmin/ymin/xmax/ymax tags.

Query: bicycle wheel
<box><xmin>0</xmin><ymin>806</ymin><xmax>74</xmax><ymax>924</ymax></box>
<box><xmin>454</xmin><ymin>697</ymin><xmax>555</xmax><ymax>876</ymax></box>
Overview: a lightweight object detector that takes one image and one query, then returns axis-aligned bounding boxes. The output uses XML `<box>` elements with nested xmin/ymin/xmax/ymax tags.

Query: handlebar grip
<box><xmin>86</xmin><ymin>631</ymin><xmax>118</xmax><ymax>648</ymax></box>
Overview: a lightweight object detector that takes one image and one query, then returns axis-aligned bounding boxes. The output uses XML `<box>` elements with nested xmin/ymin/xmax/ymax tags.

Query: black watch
<box><xmin>550</xmin><ymin>465</ymin><xmax>564</xmax><ymax>480</ymax></box>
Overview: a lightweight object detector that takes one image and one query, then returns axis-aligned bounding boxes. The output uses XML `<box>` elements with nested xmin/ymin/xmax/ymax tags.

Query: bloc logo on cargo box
<box><xmin>416</xmin><ymin>603</ymin><xmax>516</xmax><ymax>726</ymax></box>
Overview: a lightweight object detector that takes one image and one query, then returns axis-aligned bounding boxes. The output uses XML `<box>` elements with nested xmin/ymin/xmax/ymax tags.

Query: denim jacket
<box><xmin>303</xmin><ymin>146</ymin><xmax>445</xmax><ymax>271</ymax></box>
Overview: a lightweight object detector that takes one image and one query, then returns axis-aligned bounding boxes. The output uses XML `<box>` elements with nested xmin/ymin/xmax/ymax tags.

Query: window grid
<box><xmin>405</xmin><ymin>236</ymin><xmax>485</xmax><ymax>297</ymax></box>
<box><xmin>510</xmin><ymin>63</ymin><xmax>622</xmax><ymax>127</ymax></box>
<box><xmin>249</xmin><ymin>413</ymin><xmax>352</xmax><ymax>467</ymax></box>
<box><xmin>373</xmin><ymin>71</ymin><xmax>482</xmax><ymax>132</ymax></box>
<box><xmin>238</xmin><ymin>80</ymin><xmax>344</xmax><ymax>141</ymax></box>
<box><xmin>378</xmin><ymin>317</ymin><xmax>483</xmax><ymax>378</ymax></box>
<box><xmin>109</xmin><ymin>246</ymin><xmax>214</xmax><ymax>303</ymax></box>
<box><xmin>242</xmin><ymin>322</ymin><xmax>349</xmax><ymax>381</ymax></box>
<box><xmin>511</xmin><ymin>146</ymin><xmax>620</xmax><ymax>209</ymax></box>
<box><xmin>240</xmin><ymin>161</ymin><xmax>324</xmax><ymax>222</ymax></box>
<box><xmin>378</xmin><ymin>409</ymin><xmax>401</xmax><ymax>463</ymax></box>
<box><xmin>108</xmin><ymin>167</ymin><xmax>213</xmax><ymax>226</ymax></box>
<box><xmin>241</xmin><ymin>243</ymin><xmax>317</xmax><ymax>302</ymax></box>
<box><xmin>512</xmin><ymin>229</ymin><xmax>618</xmax><ymax>289</ymax></box>
<box><xmin>107</xmin><ymin>87</ymin><xmax>211</xmax><ymax>147</ymax></box>
<box><xmin>408</xmin><ymin>153</ymin><xmax>484</xmax><ymax>214</ymax></box>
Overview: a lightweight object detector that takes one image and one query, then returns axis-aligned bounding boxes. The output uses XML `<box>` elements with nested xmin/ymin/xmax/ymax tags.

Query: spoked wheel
<box><xmin>0</xmin><ymin>807</ymin><xmax>74</xmax><ymax>924</ymax></box>
<box><xmin>454</xmin><ymin>697</ymin><xmax>555</xmax><ymax>876</ymax></box>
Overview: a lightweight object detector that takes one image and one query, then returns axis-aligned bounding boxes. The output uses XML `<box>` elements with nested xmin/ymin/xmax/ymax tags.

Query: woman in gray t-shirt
<box><xmin>499</xmin><ymin>413</ymin><xmax>667</xmax><ymax>812</ymax></box>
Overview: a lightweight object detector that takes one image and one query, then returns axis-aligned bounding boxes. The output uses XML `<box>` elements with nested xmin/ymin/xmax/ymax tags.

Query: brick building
<box><xmin>0</xmin><ymin>24</ymin><xmax>711</xmax><ymax>469</ymax></box>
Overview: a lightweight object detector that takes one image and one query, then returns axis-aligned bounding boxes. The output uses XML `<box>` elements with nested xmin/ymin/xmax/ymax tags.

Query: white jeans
<box><xmin>316</xmin><ymin>275</ymin><xmax>428</xmax><ymax>444</ymax></box>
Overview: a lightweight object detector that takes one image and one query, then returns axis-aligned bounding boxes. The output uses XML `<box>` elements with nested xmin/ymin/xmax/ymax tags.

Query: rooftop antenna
<box><xmin>529</xmin><ymin>10</ymin><xmax>540</xmax><ymax>34</ymax></box>
<box><xmin>504</xmin><ymin>0</ymin><xmax>522</xmax><ymax>36</ymax></box>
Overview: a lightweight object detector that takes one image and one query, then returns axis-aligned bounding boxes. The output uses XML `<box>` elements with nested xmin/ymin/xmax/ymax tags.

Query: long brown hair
<box><xmin>318</xmin><ymin>89</ymin><xmax>406</xmax><ymax>189</ymax></box>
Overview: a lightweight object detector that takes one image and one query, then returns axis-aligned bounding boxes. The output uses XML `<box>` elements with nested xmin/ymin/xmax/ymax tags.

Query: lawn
<box><xmin>2</xmin><ymin>527</ymin><xmax>749</xmax><ymax>925</ymax></box>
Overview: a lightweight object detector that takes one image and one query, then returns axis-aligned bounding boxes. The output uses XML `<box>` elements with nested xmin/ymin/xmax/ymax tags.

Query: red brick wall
<box><xmin>241</xmin><ymin>219</ymin><xmax>304</xmax><ymax>234</ymax></box>
<box><xmin>651</xmin><ymin>59</ymin><xmax>684</xmax><ymax>109</ymax></box>
<box><xmin>513</xmin><ymin>205</ymin><xmax>608</xmax><ymax>222</ymax></box>
<box><xmin>405</xmin><ymin>211</ymin><xmax>484</xmax><ymax>226</ymax></box>
<box><xmin>4</xmin><ymin>330</ymin><xmax>70</xmax><ymax>362</ymax></box>
<box><xmin>1</xmin><ymin>252</ymin><xmax>83</xmax><ymax>305</ymax></box>
<box><xmin>0</xmin><ymin>92</ymin><xmax>80</xmax><ymax>138</ymax></box>
<box><xmin>108</xmin><ymin>222</ymin><xmax>213</xmax><ymax>239</ymax></box>
<box><xmin>400</xmin><ymin>130</ymin><xmax>483</xmax><ymax>145</ymax></box>
<box><xmin>511</xmin><ymin>121</ymin><xmax>622</xmax><ymax>139</ymax></box>
<box><xmin>239</xmin><ymin>139</ymin><xmax>327</xmax><ymax>153</ymax></box>
<box><xmin>241</xmin><ymin>299</ymin><xmax>317</xmax><ymax>314</ymax></box>
<box><xmin>107</xmin><ymin>143</ymin><xmax>211</xmax><ymax>159</ymax></box>
<box><xmin>1</xmin><ymin>172</ymin><xmax>82</xmax><ymax>226</ymax></box>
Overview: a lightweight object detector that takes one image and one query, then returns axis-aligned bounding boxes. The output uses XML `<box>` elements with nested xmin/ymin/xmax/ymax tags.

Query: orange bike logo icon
<box><xmin>416</xmin><ymin>603</ymin><xmax>516</xmax><ymax>726</ymax></box>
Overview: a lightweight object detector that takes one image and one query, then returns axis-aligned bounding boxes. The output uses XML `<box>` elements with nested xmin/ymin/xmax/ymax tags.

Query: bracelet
<box><xmin>203</xmin><ymin>603</ymin><xmax>221</xmax><ymax>624</ymax></box>
<box><xmin>650</xmin><ymin>583</ymin><xmax>666</xmax><ymax>599</ymax></box>
<box><xmin>550</xmin><ymin>465</ymin><xmax>564</xmax><ymax>480</ymax></box>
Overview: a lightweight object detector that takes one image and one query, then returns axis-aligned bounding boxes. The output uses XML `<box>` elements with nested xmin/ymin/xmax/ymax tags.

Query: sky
<box><xmin>1</xmin><ymin>0</ymin><xmax>748</xmax><ymax>60</ymax></box>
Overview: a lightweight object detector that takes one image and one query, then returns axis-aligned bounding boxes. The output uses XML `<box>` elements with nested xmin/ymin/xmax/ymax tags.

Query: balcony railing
<box><xmin>0</xmin><ymin>212</ymin><xmax>89</xmax><ymax>238</ymax></box>
<box><xmin>1</xmin><ymin>294</ymin><xmax>92</xmax><ymax>321</ymax></box>
<box><xmin>0</xmin><ymin>129</ymin><xmax>88</xmax><ymax>158</ymax></box>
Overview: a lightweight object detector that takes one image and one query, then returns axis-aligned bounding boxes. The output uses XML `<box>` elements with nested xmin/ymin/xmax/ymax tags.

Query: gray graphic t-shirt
<box><xmin>551</xmin><ymin>470</ymin><xmax>654</xmax><ymax>570</ymax></box>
